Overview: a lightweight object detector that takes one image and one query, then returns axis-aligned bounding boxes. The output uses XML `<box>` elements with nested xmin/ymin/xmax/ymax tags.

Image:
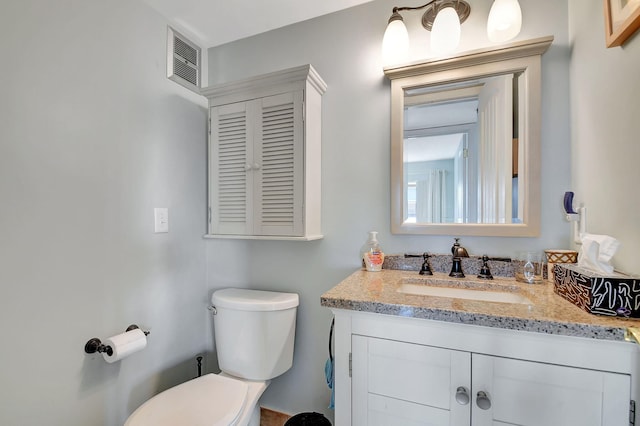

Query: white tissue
<box><xmin>577</xmin><ymin>233</ymin><xmax>621</xmax><ymax>274</ymax></box>
<box><xmin>102</xmin><ymin>328</ymin><xmax>147</xmax><ymax>363</ymax></box>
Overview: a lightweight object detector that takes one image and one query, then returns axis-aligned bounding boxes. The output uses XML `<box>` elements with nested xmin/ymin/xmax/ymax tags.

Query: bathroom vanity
<box><xmin>321</xmin><ymin>269</ymin><xmax>640</xmax><ymax>426</ymax></box>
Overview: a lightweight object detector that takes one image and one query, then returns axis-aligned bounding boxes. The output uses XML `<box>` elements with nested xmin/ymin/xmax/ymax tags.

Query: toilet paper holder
<box><xmin>84</xmin><ymin>324</ymin><xmax>150</xmax><ymax>356</ymax></box>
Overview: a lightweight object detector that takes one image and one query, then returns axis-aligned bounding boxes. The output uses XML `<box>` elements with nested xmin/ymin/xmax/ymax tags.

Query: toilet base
<box><xmin>248</xmin><ymin>405</ymin><xmax>260</xmax><ymax>426</ymax></box>
<box><xmin>219</xmin><ymin>372</ymin><xmax>269</xmax><ymax>426</ymax></box>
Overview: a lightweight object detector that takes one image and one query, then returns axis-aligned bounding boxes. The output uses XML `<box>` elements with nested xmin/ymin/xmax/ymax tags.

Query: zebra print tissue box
<box><xmin>553</xmin><ymin>263</ymin><xmax>640</xmax><ymax>318</ymax></box>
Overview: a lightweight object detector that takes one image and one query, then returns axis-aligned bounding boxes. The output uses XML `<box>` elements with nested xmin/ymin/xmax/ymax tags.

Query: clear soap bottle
<box><xmin>361</xmin><ymin>231</ymin><xmax>385</xmax><ymax>272</ymax></box>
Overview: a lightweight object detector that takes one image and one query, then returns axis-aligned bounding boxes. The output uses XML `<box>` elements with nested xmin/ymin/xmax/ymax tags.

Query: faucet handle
<box><xmin>477</xmin><ymin>255</ymin><xmax>493</xmax><ymax>280</ymax></box>
<box><xmin>419</xmin><ymin>253</ymin><xmax>433</xmax><ymax>275</ymax></box>
<box><xmin>404</xmin><ymin>253</ymin><xmax>433</xmax><ymax>275</ymax></box>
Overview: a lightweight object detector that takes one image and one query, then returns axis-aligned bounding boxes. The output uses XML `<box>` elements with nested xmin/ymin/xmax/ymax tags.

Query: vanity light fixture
<box><xmin>430</xmin><ymin>4</ymin><xmax>463</xmax><ymax>55</ymax></box>
<box><xmin>381</xmin><ymin>0</ymin><xmax>522</xmax><ymax>66</ymax></box>
<box><xmin>487</xmin><ymin>0</ymin><xmax>522</xmax><ymax>42</ymax></box>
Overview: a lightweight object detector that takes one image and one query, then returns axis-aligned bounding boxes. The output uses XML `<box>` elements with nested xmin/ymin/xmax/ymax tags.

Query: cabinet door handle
<box><xmin>476</xmin><ymin>391</ymin><xmax>491</xmax><ymax>410</ymax></box>
<box><xmin>244</xmin><ymin>164</ymin><xmax>252</xmax><ymax>171</ymax></box>
<box><xmin>253</xmin><ymin>163</ymin><xmax>261</xmax><ymax>170</ymax></box>
<box><xmin>455</xmin><ymin>386</ymin><xmax>470</xmax><ymax>405</ymax></box>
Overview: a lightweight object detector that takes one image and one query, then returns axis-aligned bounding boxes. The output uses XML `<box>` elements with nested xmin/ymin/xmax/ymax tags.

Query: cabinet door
<box><xmin>471</xmin><ymin>354</ymin><xmax>631</xmax><ymax>426</ymax></box>
<box><xmin>352</xmin><ymin>335</ymin><xmax>471</xmax><ymax>426</ymax></box>
<box><xmin>210</xmin><ymin>101</ymin><xmax>255</xmax><ymax>235</ymax></box>
<box><xmin>254</xmin><ymin>91</ymin><xmax>303</xmax><ymax>236</ymax></box>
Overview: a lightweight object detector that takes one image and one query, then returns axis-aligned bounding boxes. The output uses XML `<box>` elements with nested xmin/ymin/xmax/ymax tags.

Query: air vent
<box><xmin>167</xmin><ymin>27</ymin><xmax>201</xmax><ymax>91</ymax></box>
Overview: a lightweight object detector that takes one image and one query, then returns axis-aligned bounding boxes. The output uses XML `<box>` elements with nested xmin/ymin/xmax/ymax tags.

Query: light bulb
<box><xmin>430</xmin><ymin>6</ymin><xmax>461</xmax><ymax>55</ymax></box>
<box><xmin>487</xmin><ymin>0</ymin><xmax>522</xmax><ymax>42</ymax></box>
<box><xmin>382</xmin><ymin>18</ymin><xmax>409</xmax><ymax>67</ymax></box>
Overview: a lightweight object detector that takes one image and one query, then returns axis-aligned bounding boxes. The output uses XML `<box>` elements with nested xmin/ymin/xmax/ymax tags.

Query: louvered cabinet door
<box><xmin>253</xmin><ymin>91</ymin><xmax>304</xmax><ymax>236</ymax></box>
<box><xmin>210</xmin><ymin>101</ymin><xmax>254</xmax><ymax>235</ymax></box>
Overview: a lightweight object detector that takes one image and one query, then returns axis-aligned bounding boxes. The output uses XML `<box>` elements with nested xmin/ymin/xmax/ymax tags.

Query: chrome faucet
<box><xmin>449</xmin><ymin>238</ymin><xmax>469</xmax><ymax>278</ymax></box>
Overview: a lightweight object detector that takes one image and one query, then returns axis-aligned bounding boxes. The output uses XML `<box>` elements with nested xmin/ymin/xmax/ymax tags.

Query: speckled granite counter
<box><xmin>321</xmin><ymin>269</ymin><xmax>640</xmax><ymax>342</ymax></box>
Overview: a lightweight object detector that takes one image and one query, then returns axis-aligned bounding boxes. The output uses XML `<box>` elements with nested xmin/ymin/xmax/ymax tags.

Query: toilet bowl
<box><xmin>125</xmin><ymin>373</ymin><xmax>267</xmax><ymax>426</ymax></box>
<box><xmin>125</xmin><ymin>288</ymin><xmax>299</xmax><ymax>426</ymax></box>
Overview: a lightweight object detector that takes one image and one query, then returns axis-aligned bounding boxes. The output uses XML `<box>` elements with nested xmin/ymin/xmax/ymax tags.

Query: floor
<box><xmin>260</xmin><ymin>407</ymin><xmax>291</xmax><ymax>426</ymax></box>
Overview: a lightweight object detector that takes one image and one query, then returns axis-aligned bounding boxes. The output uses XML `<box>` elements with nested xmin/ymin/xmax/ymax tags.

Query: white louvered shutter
<box><xmin>210</xmin><ymin>101</ymin><xmax>254</xmax><ymax>235</ymax></box>
<box><xmin>254</xmin><ymin>91</ymin><xmax>304</xmax><ymax>236</ymax></box>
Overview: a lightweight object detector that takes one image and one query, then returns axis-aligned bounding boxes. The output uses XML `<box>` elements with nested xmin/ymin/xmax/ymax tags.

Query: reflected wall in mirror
<box><xmin>404</xmin><ymin>74</ymin><xmax>518</xmax><ymax>225</ymax></box>
<box><xmin>385</xmin><ymin>36</ymin><xmax>553</xmax><ymax>237</ymax></box>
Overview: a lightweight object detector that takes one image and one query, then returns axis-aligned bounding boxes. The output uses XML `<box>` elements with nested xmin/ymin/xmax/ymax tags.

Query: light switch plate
<box><xmin>154</xmin><ymin>208</ymin><xmax>169</xmax><ymax>233</ymax></box>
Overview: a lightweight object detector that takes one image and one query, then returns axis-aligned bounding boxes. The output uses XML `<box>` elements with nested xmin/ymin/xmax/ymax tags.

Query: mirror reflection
<box><xmin>403</xmin><ymin>73</ymin><xmax>521</xmax><ymax>225</ymax></box>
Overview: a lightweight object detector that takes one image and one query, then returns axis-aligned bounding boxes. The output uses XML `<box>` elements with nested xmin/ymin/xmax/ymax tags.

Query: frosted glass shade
<box><xmin>382</xmin><ymin>19</ymin><xmax>409</xmax><ymax>67</ymax></box>
<box><xmin>430</xmin><ymin>6</ymin><xmax>461</xmax><ymax>55</ymax></box>
<box><xmin>487</xmin><ymin>0</ymin><xmax>522</xmax><ymax>42</ymax></box>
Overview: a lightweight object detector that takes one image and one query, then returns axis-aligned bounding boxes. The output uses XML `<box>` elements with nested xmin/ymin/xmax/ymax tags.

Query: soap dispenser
<box><xmin>361</xmin><ymin>231</ymin><xmax>385</xmax><ymax>272</ymax></box>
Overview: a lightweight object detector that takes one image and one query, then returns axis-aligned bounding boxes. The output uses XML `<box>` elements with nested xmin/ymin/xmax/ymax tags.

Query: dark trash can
<box><xmin>284</xmin><ymin>412</ymin><xmax>332</xmax><ymax>426</ymax></box>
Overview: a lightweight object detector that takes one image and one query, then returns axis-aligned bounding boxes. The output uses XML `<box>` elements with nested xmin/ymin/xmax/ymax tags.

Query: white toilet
<box><xmin>125</xmin><ymin>288</ymin><xmax>299</xmax><ymax>426</ymax></box>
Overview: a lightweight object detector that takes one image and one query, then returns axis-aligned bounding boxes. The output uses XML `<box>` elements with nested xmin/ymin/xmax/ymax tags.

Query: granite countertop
<box><xmin>321</xmin><ymin>268</ymin><xmax>640</xmax><ymax>342</ymax></box>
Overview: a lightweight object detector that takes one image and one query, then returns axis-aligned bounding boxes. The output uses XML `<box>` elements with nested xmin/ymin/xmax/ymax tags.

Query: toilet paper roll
<box><xmin>102</xmin><ymin>328</ymin><xmax>147</xmax><ymax>363</ymax></box>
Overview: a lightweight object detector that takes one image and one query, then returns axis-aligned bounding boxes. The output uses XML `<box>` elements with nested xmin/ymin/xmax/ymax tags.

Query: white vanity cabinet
<box><xmin>352</xmin><ymin>336</ymin><xmax>471</xmax><ymax>425</ymax></box>
<box><xmin>471</xmin><ymin>353</ymin><xmax>629</xmax><ymax>425</ymax></box>
<box><xmin>202</xmin><ymin>65</ymin><xmax>326</xmax><ymax>240</ymax></box>
<box><xmin>334</xmin><ymin>310</ymin><xmax>638</xmax><ymax>426</ymax></box>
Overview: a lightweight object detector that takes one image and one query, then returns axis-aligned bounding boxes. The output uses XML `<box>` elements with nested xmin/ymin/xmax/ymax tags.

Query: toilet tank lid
<box><xmin>212</xmin><ymin>288</ymin><xmax>299</xmax><ymax>311</ymax></box>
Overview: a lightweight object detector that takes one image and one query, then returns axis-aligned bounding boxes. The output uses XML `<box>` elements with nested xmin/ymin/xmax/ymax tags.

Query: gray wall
<box><xmin>0</xmin><ymin>1</ymin><xmax>208</xmax><ymax>425</ymax></box>
<box><xmin>207</xmin><ymin>0</ymin><xmax>571</xmax><ymax>419</ymax></box>
<box><xmin>568</xmin><ymin>0</ymin><xmax>640</xmax><ymax>274</ymax></box>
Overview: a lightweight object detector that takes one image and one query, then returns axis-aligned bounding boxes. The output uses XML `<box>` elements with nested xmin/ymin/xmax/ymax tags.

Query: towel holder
<box><xmin>564</xmin><ymin>191</ymin><xmax>586</xmax><ymax>245</ymax></box>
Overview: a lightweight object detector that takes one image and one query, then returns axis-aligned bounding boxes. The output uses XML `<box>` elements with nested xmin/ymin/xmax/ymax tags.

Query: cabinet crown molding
<box><xmin>201</xmin><ymin>64</ymin><xmax>327</xmax><ymax>101</ymax></box>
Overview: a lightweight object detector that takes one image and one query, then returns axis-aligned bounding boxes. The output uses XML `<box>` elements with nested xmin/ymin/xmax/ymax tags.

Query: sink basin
<box><xmin>397</xmin><ymin>277</ymin><xmax>532</xmax><ymax>305</ymax></box>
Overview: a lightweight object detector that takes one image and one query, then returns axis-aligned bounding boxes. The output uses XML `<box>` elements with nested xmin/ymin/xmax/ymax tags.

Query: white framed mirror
<box><xmin>385</xmin><ymin>36</ymin><xmax>553</xmax><ymax>237</ymax></box>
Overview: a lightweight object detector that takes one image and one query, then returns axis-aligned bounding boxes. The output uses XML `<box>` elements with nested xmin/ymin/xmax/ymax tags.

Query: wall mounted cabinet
<box><xmin>202</xmin><ymin>65</ymin><xmax>326</xmax><ymax>240</ymax></box>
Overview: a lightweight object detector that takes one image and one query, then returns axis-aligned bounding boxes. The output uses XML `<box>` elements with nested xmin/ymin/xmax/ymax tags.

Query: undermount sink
<box><xmin>397</xmin><ymin>277</ymin><xmax>532</xmax><ymax>305</ymax></box>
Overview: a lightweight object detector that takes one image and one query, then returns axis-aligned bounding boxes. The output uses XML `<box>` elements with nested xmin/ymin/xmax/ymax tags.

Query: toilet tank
<box><xmin>211</xmin><ymin>288</ymin><xmax>299</xmax><ymax>381</ymax></box>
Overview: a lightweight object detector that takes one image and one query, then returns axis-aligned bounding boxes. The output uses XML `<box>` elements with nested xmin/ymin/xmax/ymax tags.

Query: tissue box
<box><xmin>553</xmin><ymin>263</ymin><xmax>640</xmax><ymax>318</ymax></box>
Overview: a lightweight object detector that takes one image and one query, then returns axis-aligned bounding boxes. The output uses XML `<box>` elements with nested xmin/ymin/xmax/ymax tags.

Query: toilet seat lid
<box><xmin>125</xmin><ymin>373</ymin><xmax>248</xmax><ymax>426</ymax></box>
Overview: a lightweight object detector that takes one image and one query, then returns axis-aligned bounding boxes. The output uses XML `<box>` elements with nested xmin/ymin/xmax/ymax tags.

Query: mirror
<box><xmin>385</xmin><ymin>36</ymin><xmax>552</xmax><ymax>237</ymax></box>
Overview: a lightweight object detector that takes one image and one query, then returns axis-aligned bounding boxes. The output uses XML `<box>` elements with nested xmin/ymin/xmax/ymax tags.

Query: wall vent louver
<box><xmin>167</xmin><ymin>27</ymin><xmax>201</xmax><ymax>92</ymax></box>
